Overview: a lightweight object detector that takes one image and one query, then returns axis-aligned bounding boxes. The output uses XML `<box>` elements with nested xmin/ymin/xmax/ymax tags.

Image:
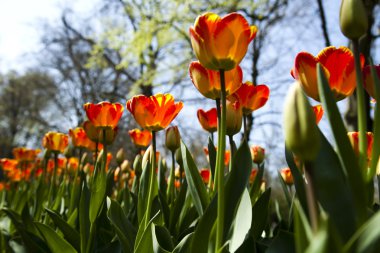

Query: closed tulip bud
<box><xmin>280</xmin><ymin>168</ymin><xmax>294</xmax><ymax>185</ymax></box>
<box><xmin>133</xmin><ymin>154</ymin><xmax>142</xmax><ymax>175</ymax></box>
<box><xmin>121</xmin><ymin>160</ymin><xmax>130</xmax><ymax>173</ymax></box>
<box><xmin>142</xmin><ymin>146</ymin><xmax>152</xmax><ymax>171</ymax></box>
<box><xmin>226</xmin><ymin>100</ymin><xmax>243</xmax><ymax>136</ymax></box>
<box><xmin>166</xmin><ymin>126</ymin><xmax>181</xmax><ymax>152</ymax></box>
<box><xmin>175</xmin><ymin>148</ymin><xmax>183</xmax><ymax>168</ymax></box>
<box><xmin>340</xmin><ymin>0</ymin><xmax>368</xmax><ymax>39</ymax></box>
<box><xmin>99</xmin><ymin>127</ymin><xmax>118</xmax><ymax>145</ymax></box>
<box><xmin>81</xmin><ymin>152</ymin><xmax>89</xmax><ymax>165</ymax></box>
<box><xmin>284</xmin><ymin>83</ymin><xmax>320</xmax><ymax>161</ymax></box>
<box><xmin>116</xmin><ymin>148</ymin><xmax>125</xmax><ymax>165</ymax></box>
<box><xmin>250</xmin><ymin>145</ymin><xmax>265</xmax><ymax>164</ymax></box>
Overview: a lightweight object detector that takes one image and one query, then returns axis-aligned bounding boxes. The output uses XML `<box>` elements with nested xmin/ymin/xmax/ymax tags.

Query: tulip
<box><xmin>363</xmin><ymin>65</ymin><xmax>380</xmax><ymax>99</ymax></box>
<box><xmin>116</xmin><ymin>148</ymin><xmax>125</xmax><ymax>165</ymax></box>
<box><xmin>250</xmin><ymin>145</ymin><xmax>265</xmax><ymax>164</ymax></box>
<box><xmin>166</xmin><ymin>126</ymin><xmax>181</xmax><ymax>152</ymax></box>
<box><xmin>249</xmin><ymin>168</ymin><xmax>258</xmax><ymax>184</ymax></box>
<box><xmin>280</xmin><ymin>168</ymin><xmax>294</xmax><ymax>185</ymax></box>
<box><xmin>42</xmin><ymin>132</ymin><xmax>69</xmax><ymax>154</ymax></box>
<box><xmin>200</xmin><ymin>168</ymin><xmax>211</xmax><ymax>184</ymax></box>
<box><xmin>83</xmin><ymin>101</ymin><xmax>124</xmax><ymax>129</ymax></box>
<box><xmin>69</xmin><ymin>127</ymin><xmax>98</xmax><ymax>150</ymax></box>
<box><xmin>339</xmin><ymin>0</ymin><xmax>368</xmax><ymax>40</ymax></box>
<box><xmin>126</xmin><ymin>93</ymin><xmax>183</xmax><ymax>132</ymax></box>
<box><xmin>225</xmin><ymin>100</ymin><xmax>242</xmax><ymax>136</ymax></box>
<box><xmin>283</xmin><ymin>83</ymin><xmax>320</xmax><ymax>161</ymax></box>
<box><xmin>189</xmin><ymin>12</ymin><xmax>257</xmax><ymax>70</ymax></box>
<box><xmin>197</xmin><ymin>108</ymin><xmax>218</xmax><ymax>133</ymax></box>
<box><xmin>312</xmin><ymin>105</ymin><xmax>324</xmax><ymax>124</ymax></box>
<box><xmin>291</xmin><ymin>46</ymin><xmax>364</xmax><ymax>101</ymax></box>
<box><xmin>347</xmin><ymin>131</ymin><xmax>373</xmax><ymax>162</ymax></box>
<box><xmin>228</xmin><ymin>81</ymin><xmax>270</xmax><ymax>115</ymax></box>
<box><xmin>189</xmin><ymin>62</ymin><xmax>243</xmax><ymax>100</ymax></box>
<box><xmin>129</xmin><ymin>129</ymin><xmax>152</xmax><ymax>148</ymax></box>
<box><xmin>12</xmin><ymin>147</ymin><xmax>41</xmax><ymax>162</ymax></box>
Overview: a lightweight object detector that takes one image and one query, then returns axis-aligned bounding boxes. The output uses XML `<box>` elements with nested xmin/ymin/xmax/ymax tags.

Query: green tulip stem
<box><xmin>102</xmin><ymin>129</ymin><xmax>107</xmax><ymax>172</ymax></box>
<box><xmin>145</xmin><ymin>131</ymin><xmax>156</xmax><ymax>227</ymax></box>
<box><xmin>352</xmin><ymin>39</ymin><xmax>368</xmax><ymax>173</ymax></box>
<box><xmin>304</xmin><ymin>162</ymin><xmax>318</xmax><ymax>233</ymax></box>
<box><xmin>216</xmin><ymin>69</ymin><xmax>227</xmax><ymax>250</ymax></box>
<box><xmin>167</xmin><ymin>151</ymin><xmax>176</xmax><ymax>203</ymax></box>
<box><xmin>243</xmin><ymin>114</ymin><xmax>248</xmax><ymax>140</ymax></box>
<box><xmin>47</xmin><ymin>152</ymin><xmax>58</xmax><ymax>206</ymax></box>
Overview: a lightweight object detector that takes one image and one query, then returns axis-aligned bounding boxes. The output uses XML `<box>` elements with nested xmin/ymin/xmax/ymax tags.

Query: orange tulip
<box><xmin>83</xmin><ymin>101</ymin><xmax>124</xmax><ymax>129</ymax></box>
<box><xmin>189</xmin><ymin>12</ymin><xmax>257</xmax><ymax>70</ymax></box>
<box><xmin>189</xmin><ymin>61</ymin><xmax>242</xmax><ymax>100</ymax></box>
<box><xmin>347</xmin><ymin>131</ymin><xmax>374</xmax><ymax>162</ymax></box>
<box><xmin>129</xmin><ymin>129</ymin><xmax>152</xmax><ymax>148</ymax></box>
<box><xmin>249</xmin><ymin>168</ymin><xmax>258</xmax><ymax>184</ymax></box>
<box><xmin>42</xmin><ymin>132</ymin><xmax>69</xmax><ymax>154</ymax></box>
<box><xmin>291</xmin><ymin>46</ymin><xmax>364</xmax><ymax>101</ymax></box>
<box><xmin>69</xmin><ymin>127</ymin><xmax>98</xmax><ymax>150</ymax></box>
<box><xmin>363</xmin><ymin>65</ymin><xmax>380</xmax><ymax>99</ymax></box>
<box><xmin>280</xmin><ymin>168</ymin><xmax>294</xmax><ymax>185</ymax></box>
<box><xmin>250</xmin><ymin>145</ymin><xmax>265</xmax><ymax>164</ymax></box>
<box><xmin>126</xmin><ymin>93</ymin><xmax>183</xmax><ymax>132</ymax></box>
<box><xmin>12</xmin><ymin>147</ymin><xmax>41</xmax><ymax>162</ymax></box>
<box><xmin>200</xmin><ymin>168</ymin><xmax>211</xmax><ymax>184</ymax></box>
<box><xmin>0</xmin><ymin>159</ymin><xmax>18</xmax><ymax>172</ymax></box>
<box><xmin>197</xmin><ymin>108</ymin><xmax>218</xmax><ymax>133</ymax></box>
<box><xmin>312</xmin><ymin>105</ymin><xmax>324</xmax><ymax>124</ymax></box>
<box><xmin>228</xmin><ymin>82</ymin><xmax>270</xmax><ymax>115</ymax></box>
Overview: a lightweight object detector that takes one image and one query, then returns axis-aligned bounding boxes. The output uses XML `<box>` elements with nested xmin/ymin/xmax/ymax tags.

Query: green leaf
<box><xmin>172</xmin><ymin>233</ymin><xmax>193</xmax><ymax>253</ymax></box>
<box><xmin>249</xmin><ymin>164</ymin><xmax>264</xmax><ymax>203</ymax></box>
<box><xmin>229</xmin><ymin>189</ymin><xmax>252</xmax><ymax>252</ymax></box>
<box><xmin>107</xmin><ymin>198</ymin><xmax>136</xmax><ymax>253</ymax></box>
<box><xmin>52</xmin><ymin>180</ymin><xmax>66</xmax><ymax>212</ymax></box>
<box><xmin>134</xmin><ymin>213</ymin><xmax>160</xmax><ymax>252</ymax></box>
<box><xmin>266</xmin><ymin>230</ymin><xmax>295</xmax><ymax>253</ymax></box>
<box><xmin>311</xmin><ymin>131</ymin><xmax>356</xmax><ymax>241</ymax></box>
<box><xmin>79</xmin><ymin>180</ymin><xmax>90</xmax><ymax>253</ymax></box>
<box><xmin>35</xmin><ymin>222</ymin><xmax>77</xmax><ymax>253</ymax></box>
<box><xmin>180</xmin><ymin>141</ymin><xmax>209</xmax><ymax>216</ymax></box>
<box><xmin>89</xmin><ymin>163</ymin><xmax>107</xmax><ymax>223</ymax></box>
<box><xmin>277</xmin><ymin>171</ymin><xmax>292</xmax><ymax>208</ymax></box>
<box><xmin>45</xmin><ymin>209</ymin><xmax>80</xmax><ymax>252</ymax></box>
<box><xmin>68</xmin><ymin>172</ymin><xmax>81</xmax><ymax>216</ymax></box>
<box><xmin>138</xmin><ymin>158</ymin><xmax>158</xmax><ymax>224</ymax></box>
<box><xmin>208</xmin><ymin>137</ymin><xmax>217</xmax><ymax>180</ymax></box>
<box><xmin>344</xmin><ymin>211</ymin><xmax>380</xmax><ymax>253</ymax></box>
<box><xmin>152</xmin><ymin>225</ymin><xmax>174</xmax><ymax>252</ymax></box>
<box><xmin>285</xmin><ymin>146</ymin><xmax>309</xmax><ymax>217</ymax></box>
<box><xmin>251</xmin><ymin>188</ymin><xmax>271</xmax><ymax>240</ymax></box>
<box><xmin>317</xmin><ymin>63</ymin><xmax>366</xmax><ymax>224</ymax></box>
<box><xmin>293</xmin><ymin>200</ymin><xmax>312</xmax><ymax>253</ymax></box>
<box><xmin>369</xmin><ymin>62</ymin><xmax>380</xmax><ymax>180</ymax></box>
<box><xmin>169</xmin><ymin>181</ymin><xmax>187</xmax><ymax>234</ymax></box>
<box><xmin>225</xmin><ymin>140</ymin><xmax>252</xmax><ymax>238</ymax></box>
<box><xmin>190</xmin><ymin>195</ymin><xmax>217</xmax><ymax>253</ymax></box>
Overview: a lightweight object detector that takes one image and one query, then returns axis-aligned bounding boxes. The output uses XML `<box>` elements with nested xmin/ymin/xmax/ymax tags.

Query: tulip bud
<box><xmin>133</xmin><ymin>154</ymin><xmax>142</xmax><ymax>175</ymax></box>
<box><xmin>226</xmin><ymin>100</ymin><xmax>243</xmax><ymax>136</ymax></box>
<box><xmin>280</xmin><ymin>168</ymin><xmax>294</xmax><ymax>185</ymax></box>
<box><xmin>99</xmin><ymin>127</ymin><xmax>118</xmax><ymax>145</ymax></box>
<box><xmin>166</xmin><ymin>126</ymin><xmax>181</xmax><ymax>152</ymax></box>
<box><xmin>175</xmin><ymin>148</ymin><xmax>184</xmax><ymax>168</ymax></box>
<box><xmin>250</xmin><ymin>145</ymin><xmax>265</xmax><ymax>164</ymax></box>
<box><xmin>283</xmin><ymin>83</ymin><xmax>320</xmax><ymax>161</ymax></box>
<box><xmin>80</xmin><ymin>152</ymin><xmax>88</xmax><ymax>165</ymax></box>
<box><xmin>116</xmin><ymin>148</ymin><xmax>125</xmax><ymax>165</ymax></box>
<box><xmin>142</xmin><ymin>146</ymin><xmax>152</xmax><ymax>171</ymax></box>
<box><xmin>339</xmin><ymin>0</ymin><xmax>368</xmax><ymax>39</ymax></box>
<box><xmin>121</xmin><ymin>160</ymin><xmax>130</xmax><ymax>173</ymax></box>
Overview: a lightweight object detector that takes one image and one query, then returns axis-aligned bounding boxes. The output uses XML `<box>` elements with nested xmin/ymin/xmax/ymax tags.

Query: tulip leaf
<box><xmin>344</xmin><ymin>211</ymin><xmax>380</xmax><ymax>253</ymax></box>
<box><xmin>169</xmin><ymin>180</ymin><xmax>187</xmax><ymax>234</ymax></box>
<box><xmin>180</xmin><ymin>141</ymin><xmax>209</xmax><ymax>216</ymax></box>
<box><xmin>172</xmin><ymin>233</ymin><xmax>193</xmax><ymax>253</ymax></box>
<box><xmin>79</xmin><ymin>180</ymin><xmax>90</xmax><ymax>253</ymax></box>
<box><xmin>249</xmin><ymin>163</ymin><xmax>264</xmax><ymax>203</ymax></box>
<box><xmin>106</xmin><ymin>198</ymin><xmax>136</xmax><ymax>253</ymax></box>
<box><xmin>284</xmin><ymin>145</ymin><xmax>309</xmax><ymax>217</ymax></box>
<box><xmin>317</xmin><ymin>63</ymin><xmax>366</xmax><ymax>224</ymax></box>
<box><xmin>35</xmin><ymin>222</ymin><xmax>78</xmax><ymax>253</ymax></box>
<box><xmin>152</xmin><ymin>225</ymin><xmax>174</xmax><ymax>252</ymax></box>
<box><xmin>251</xmin><ymin>188</ymin><xmax>271</xmax><ymax>240</ymax></box>
<box><xmin>310</xmin><ymin>130</ymin><xmax>356</xmax><ymax>241</ymax></box>
<box><xmin>137</xmin><ymin>158</ymin><xmax>158</xmax><ymax>224</ymax></box>
<box><xmin>369</xmin><ymin>62</ymin><xmax>380</xmax><ymax>180</ymax></box>
<box><xmin>89</xmin><ymin>162</ymin><xmax>107</xmax><ymax>223</ymax></box>
<box><xmin>134</xmin><ymin>212</ymin><xmax>160</xmax><ymax>253</ymax></box>
<box><xmin>208</xmin><ymin>136</ymin><xmax>217</xmax><ymax>180</ymax></box>
<box><xmin>229</xmin><ymin>189</ymin><xmax>252</xmax><ymax>252</ymax></box>
<box><xmin>190</xmin><ymin>194</ymin><xmax>217</xmax><ymax>253</ymax></box>
<box><xmin>224</xmin><ymin>140</ymin><xmax>252</xmax><ymax>238</ymax></box>
<box><xmin>293</xmin><ymin>200</ymin><xmax>312</xmax><ymax>253</ymax></box>
<box><xmin>45</xmin><ymin>208</ymin><xmax>80</xmax><ymax>251</ymax></box>
<box><xmin>68</xmin><ymin>175</ymin><xmax>81</xmax><ymax>217</ymax></box>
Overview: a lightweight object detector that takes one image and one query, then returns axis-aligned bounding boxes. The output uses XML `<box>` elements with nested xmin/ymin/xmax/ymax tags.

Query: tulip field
<box><xmin>1</xmin><ymin>1</ymin><xmax>380</xmax><ymax>252</ymax></box>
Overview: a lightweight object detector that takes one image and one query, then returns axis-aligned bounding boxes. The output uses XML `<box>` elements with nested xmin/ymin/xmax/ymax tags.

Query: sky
<box><xmin>0</xmin><ymin>0</ymin><xmax>97</xmax><ymax>72</ymax></box>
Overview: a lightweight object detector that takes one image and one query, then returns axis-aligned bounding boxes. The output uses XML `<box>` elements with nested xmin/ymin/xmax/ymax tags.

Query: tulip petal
<box><xmin>294</xmin><ymin>52</ymin><xmax>320</xmax><ymax>101</ymax></box>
